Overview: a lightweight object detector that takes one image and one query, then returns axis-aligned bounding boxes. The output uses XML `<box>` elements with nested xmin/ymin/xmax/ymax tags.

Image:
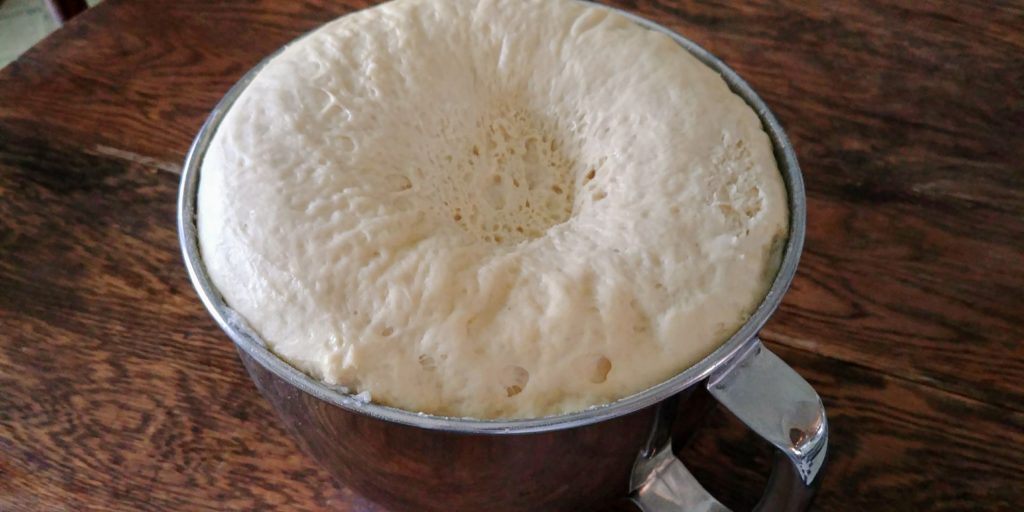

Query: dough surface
<box><xmin>197</xmin><ymin>0</ymin><xmax>788</xmax><ymax>419</ymax></box>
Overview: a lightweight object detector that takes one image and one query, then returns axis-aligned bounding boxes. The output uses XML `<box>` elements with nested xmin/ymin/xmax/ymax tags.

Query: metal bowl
<box><xmin>178</xmin><ymin>4</ymin><xmax>827</xmax><ymax>511</ymax></box>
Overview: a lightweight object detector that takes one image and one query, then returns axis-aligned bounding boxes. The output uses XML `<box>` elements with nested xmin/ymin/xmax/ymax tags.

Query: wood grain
<box><xmin>0</xmin><ymin>0</ymin><xmax>366</xmax><ymax>164</ymax></box>
<box><xmin>0</xmin><ymin>138</ymin><xmax>377</xmax><ymax>511</ymax></box>
<box><xmin>1</xmin><ymin>0</ymin><xmax>1022</xmax><ymax>510</ymax></box>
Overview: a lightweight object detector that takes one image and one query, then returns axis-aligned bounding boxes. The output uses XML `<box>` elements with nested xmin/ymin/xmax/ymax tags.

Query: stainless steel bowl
<box><xmin>178</xmin><ymin>4</ymin><xmax>827</xmax><ymax>511</ymax></box>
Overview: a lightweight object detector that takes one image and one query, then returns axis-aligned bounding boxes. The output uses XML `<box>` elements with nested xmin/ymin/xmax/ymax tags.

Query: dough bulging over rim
<box><xmin>197</xmin><ymin>0</ymin><xmax>789</xmax><ymax>419</ymax></box>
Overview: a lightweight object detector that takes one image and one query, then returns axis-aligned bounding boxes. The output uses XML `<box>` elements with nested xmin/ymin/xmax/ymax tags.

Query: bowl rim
<box><xmin>177</xmin><ymin>1</ymin><xmax>806</xmax><ymax>435</ymax></box>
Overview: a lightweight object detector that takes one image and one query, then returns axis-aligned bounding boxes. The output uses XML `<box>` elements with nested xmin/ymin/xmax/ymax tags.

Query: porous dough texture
<box><xmin>197</xmin><ymin>0</ymin><xmax>788</xmax><ymax>419</ymax></box>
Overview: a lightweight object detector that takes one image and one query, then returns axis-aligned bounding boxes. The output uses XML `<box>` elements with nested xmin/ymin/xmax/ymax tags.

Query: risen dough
<box><xmin>197</xmin><ymin>0</ymin><xmax>788</xmax><ymax>419</ymax></box>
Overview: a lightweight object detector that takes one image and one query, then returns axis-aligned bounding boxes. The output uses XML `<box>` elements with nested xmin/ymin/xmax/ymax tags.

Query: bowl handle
<box><xmin>629</xmin><ymin>339</ymin><xmax>828</xmax><ymax>511</ymax></box>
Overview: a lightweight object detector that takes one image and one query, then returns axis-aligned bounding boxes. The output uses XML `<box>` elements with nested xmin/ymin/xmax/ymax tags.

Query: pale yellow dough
<box><xmin>197</xmin><ymin>0</ymin><xmax>788</xmax><ymax>419</ymax></box>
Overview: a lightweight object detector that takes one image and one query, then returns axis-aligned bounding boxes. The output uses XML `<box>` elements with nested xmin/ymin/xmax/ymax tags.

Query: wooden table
<box><xmin>1</xmin><ymin>1</ymin><xmax>1021</xmax><ymax>510</ymax></box>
